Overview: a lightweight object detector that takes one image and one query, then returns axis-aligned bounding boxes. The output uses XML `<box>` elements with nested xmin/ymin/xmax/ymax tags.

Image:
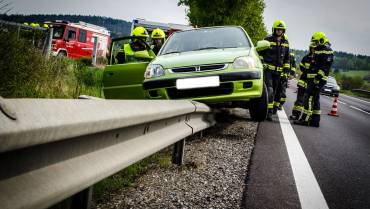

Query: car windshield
<box><xmin>160</xmin><ymin>27</ymin><xmax>251</xmax><ymax>55</ymax></box>
<box><xmin>53</xmin><ymin>25</ymin><xmax>66</xmax><ymax>39</ymax></box>
<box><xmin>327</xmin><ymin>77</ymin><xmax>337</xmax><ymax>85</ymax></box>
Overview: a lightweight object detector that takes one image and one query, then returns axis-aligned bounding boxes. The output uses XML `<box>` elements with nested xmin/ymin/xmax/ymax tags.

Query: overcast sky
<box><xmin>6</xmin><ymin>0</ymin><xmax>370</xmax><ymax>55</ymax></box>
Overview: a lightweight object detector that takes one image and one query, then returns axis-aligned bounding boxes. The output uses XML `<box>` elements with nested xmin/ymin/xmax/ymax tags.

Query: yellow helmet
<box><xmin>272</xmin><ymin>20</ymin><xmax>286</xmax><ymax>33</ymax></box>
<box><xmin>132</xmin><ymin>26</ymin><xmax>149</xmax><ymax>38</ymax></box>
<box><xmin>30</xmin><ymin>23</ymin><xmax>40</xmax><ymax>27</ymax></box>
<box><xmin>43</xmin><ymin>24</ymin><xmax>49</xmax><ymax>28</ymax></box>
<box><xmin>151</xmin><ymin>28</ymin><xmax>166</xmax><ymax>39</ymax></box>
<box><xmin>311</xmin><ymin>32</ymin><xmax>328</xmax><ymax>47</ymax></box>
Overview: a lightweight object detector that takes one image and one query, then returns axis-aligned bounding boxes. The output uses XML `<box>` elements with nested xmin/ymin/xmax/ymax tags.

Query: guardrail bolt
<box><xmin>172</xmin><ymin>138</ymin><xmax>185</xmax><ymax>166</ymax></box>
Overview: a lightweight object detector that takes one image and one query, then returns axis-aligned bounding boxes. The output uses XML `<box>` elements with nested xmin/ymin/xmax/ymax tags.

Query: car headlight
<box><xmin>144</xmin><ymin>64</ymin><xmax>165</xmax><ymax>79</ymax></box>
<box><xmin>232</xmin><ymin>56</ymin><xmax>259</xmax><ymax>69</ymax></box>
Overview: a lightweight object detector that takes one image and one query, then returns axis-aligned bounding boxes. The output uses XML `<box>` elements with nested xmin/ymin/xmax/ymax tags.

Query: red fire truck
<box><xmin>48</xmin><ymin>20</ymin><xmax>110</xmax><ymax>59</ymax></box>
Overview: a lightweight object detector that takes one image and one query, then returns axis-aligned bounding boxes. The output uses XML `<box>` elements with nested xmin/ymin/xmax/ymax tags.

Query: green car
<box><xmin>103</xmin><ymin>26</ymin><xmax>269</xmax><ymax>121</ymax></box>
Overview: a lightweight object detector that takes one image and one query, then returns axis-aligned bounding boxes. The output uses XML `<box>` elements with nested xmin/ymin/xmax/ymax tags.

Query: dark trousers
<box><xmin>291</xmin><ymin>86</ymin><xmax>306</xmax><ymax>117</ymax></box>
<box><xmin>301</xmin><ymin>82</ymin><xmax>321</xmax><ymax>125</ymax></box>
<box><xmin>278</xmin><ymin>78</ymin><xmax>288</xmax><ymax>106</ymax></box>
<box><xmin>264</xmin><ymin>70</ymin><xmax>281</xmax><ymax>113</ymax></box>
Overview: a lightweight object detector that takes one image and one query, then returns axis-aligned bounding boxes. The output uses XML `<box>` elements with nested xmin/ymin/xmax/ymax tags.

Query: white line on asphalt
<box><xmin>277</xmin><ymin>109</ymin><xmax>329</xmax><ymax>209</ymax></box>
<box><xmin>338</xmin><ymin>100</ymin><xmax>346</xmax><ymax>105</ymax></box>
<box><xmin>341</xmin><ymin>94</ymin><xmax>370</xmax><ymax>104</ymax></box>
<box><xmin>349</xmin><ymin>105</ymin><xmax>370</xmax><ymax>115</ymax></box>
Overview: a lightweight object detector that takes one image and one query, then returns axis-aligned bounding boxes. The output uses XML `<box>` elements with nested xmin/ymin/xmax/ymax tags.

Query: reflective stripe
<box><xmin>259</xmin><ymin>56</ymin><xmax>264</xmax><ymax>60</ymax></box>
<box><xmin>315</xmin><ymin>50</ymin><xmax>333</xmax><ymax>55</ymax></box>
<box><xmin>305</xmin><ymin>63</ymin><xmax>311</xmax><ymax>68</ymax></box>
<box><xmin>293</xmin><ymin>105</ymin><xmax>303</xmax><ymax>111</ymax></box>
<box><xmin>305</xmin><ymin>96</ymin><xmax>313</xmax><ymax>122</ymax></box>
<box><xmin>265</xmin><ymin>64</ymin><xmax>283</xmax><ymax>72</ymax></box>
<box><xmin>298</xmin><ymin>80</ymin><xmax>307</xmax><ymax>88</ymax></box>
<box><xmin>312</xmin><ymin>110</ymin><xmax>321</xmax><ymax>115</ymax></box>
<box><xmin>284</xmin><ymin>63</ymin><xmax>290</xmax><ymax>68</ymax></box>
<box><xmin>280</xmin><ymin>97</ymin><xmax>286</xmax><ymax>102</ymax></box>
<box><xmin>268</xmin><ymin>103</ymin><xmax>274</xmax><ymax>108</ymax></box>
<box><xmin>318</xmin><ymin>70</ymin><xmax>325</xmax><ymax>77</ymax></box>
<box><xmin>291</xmin><ymin>67</ymin><xmax>296</xmax><ymax>72</ymax></box>
<box><xmin>299</xmin><ymin>63</ymin><xmax>305</xmax><ymax>68</ymax></box>
<box><xmin>274</xmin><ymin>101</ymin><xmax>280</xmax><ymax>106</ymax></box>
<box><xmin>270</xmin><ymin>42</ymin><xmax>277</xmax><ymax>46</ymax></box>
<box><xmin>281</xmin><ymin>43</ymin><xmax>289</xmax><ymax>47</ymax></box>
<box><xmin>322</xmin><ymin>76</ymin><xmax>328</xmax><ymax>81</ymax></box>
<box><xmin>307</xmin><ymin>73</ymin><xmax>316</xmax><ymax>78</ymax></box>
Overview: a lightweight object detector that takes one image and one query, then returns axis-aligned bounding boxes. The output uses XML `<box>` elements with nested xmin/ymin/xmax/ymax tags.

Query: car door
<box><xmin>103</xmin><ymin>37</ymin><xmax>155</xmax><ymax>99</ymax></box>
<box><xmin>65</xmin><ymin>27</ymin><xmax>77</xmax><ymax>58</ymax></box>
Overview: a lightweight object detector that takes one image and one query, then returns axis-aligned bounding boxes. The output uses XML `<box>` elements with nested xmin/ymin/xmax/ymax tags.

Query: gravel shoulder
<box><xmin>94</xmin><ymin>108</ymin><xmax>258</xmax><ymax>209</ymax></box>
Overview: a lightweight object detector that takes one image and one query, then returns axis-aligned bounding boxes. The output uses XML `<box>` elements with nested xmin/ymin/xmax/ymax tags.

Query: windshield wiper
<box><xmin>196</xmin><ymin>47</ymin><xmax>220</xmax><ymax>50</ymax></box>
<box><xmin>162</xmin><ymin>51</ymin><xmax>181</xmax><ymax>55</ymax></box>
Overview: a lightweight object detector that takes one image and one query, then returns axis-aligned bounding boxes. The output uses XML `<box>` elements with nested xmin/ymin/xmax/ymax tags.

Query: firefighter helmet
<box><xmin>272</xmin><ymin>20</ymin><xmax>286</xmax><ymax>33</ymax></box>
<box><xmin>311</xmin><ymin>32</ymin><xmax>328</xmax><ymax>47</ymax></box>
<box><xmin>132</xmin><ymin>26</ymin><xmax>149</xmax><ymax>38</ymax></box>
<box><xmin>151</xmin><ymin>28</ymin><xmax>166</xmax><ymax>39</ymax></box>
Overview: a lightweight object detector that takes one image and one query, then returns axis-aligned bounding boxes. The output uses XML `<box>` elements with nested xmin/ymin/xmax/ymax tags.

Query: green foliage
<box><xmin>0</xmin><ymin>32</ymin><xmax>103</xmax><ymax>98</ymax></box>
<box><xmin>178</xmin><ymin>0</ymin><xmax>267</xmax><ymax>43</ymax></box>
<box><xmin>93</xmin><ymin>151</ymin><xmax>171</xmax><ymax>203</ymax></box>
<box><xmin>0</xmin><ymin>14</ymin><xmax>131</xmax><ymax>38</ymax></box>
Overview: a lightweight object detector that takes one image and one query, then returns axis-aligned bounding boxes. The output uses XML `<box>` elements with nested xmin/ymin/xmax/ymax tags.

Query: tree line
<box><xmin>0</xmin><ymin>14</ymin><xmax>131</xmax><ymax>38</ymax></box>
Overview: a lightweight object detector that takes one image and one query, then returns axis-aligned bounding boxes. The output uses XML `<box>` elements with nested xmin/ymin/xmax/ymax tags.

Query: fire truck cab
<box><xmin>48</xmin><ymin>20</ymin><xmax>110</xmax><ymax>59</ymax></box>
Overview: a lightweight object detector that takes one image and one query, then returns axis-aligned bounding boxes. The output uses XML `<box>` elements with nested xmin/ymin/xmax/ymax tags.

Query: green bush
<box><xmin>0</xmin><ymin>32</ymin><xmax>103</xmax><ymax>98</ymax></box>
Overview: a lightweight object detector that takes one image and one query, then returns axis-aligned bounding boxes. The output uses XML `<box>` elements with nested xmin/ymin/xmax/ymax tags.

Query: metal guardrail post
<box><xmin>172</xmin><ymin>138</ymin><xmax>185</xmax><ymax>165</ymax></box>
<box><xmin>70</xmin><ymin>187</ymin><xmax>92</xmax><ymax>209</ymax></box>
<box><xmin>92</xmin><ymin>37</ymin><xmax>98</xmax><ymax>66</ymax></box>
<box><xmin>43</xmin><ymin>27</ymin><xmax>53</xmax><ymax>58</ymax></box>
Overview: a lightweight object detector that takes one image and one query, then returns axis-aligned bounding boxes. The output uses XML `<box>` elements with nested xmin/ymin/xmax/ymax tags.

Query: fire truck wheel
<box><xmin>57</xmin><ymin>51</ymin><xmax>67</xmax><ymax>57</ymax></box>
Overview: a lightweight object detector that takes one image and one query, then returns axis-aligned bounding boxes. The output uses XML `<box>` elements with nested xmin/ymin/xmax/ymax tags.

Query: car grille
<box><xmin>166</xmin><ymin>83</ymin><xmax>233</xmax><ymax>99</ymax></box>
<box><xmin>169</xmin><ymin>64</ymin><xmax>227</xmax><ymax>73</ymax></box>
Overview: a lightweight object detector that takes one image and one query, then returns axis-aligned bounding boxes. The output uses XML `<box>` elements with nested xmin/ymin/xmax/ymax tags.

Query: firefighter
<box><xmin>151</xmin><ymin>28</ymin><xmax>166</xmax><ymax>55</ymax></box>
<box><xmin>278</xmin><ymin>52</ymin><xmax>297</xmax><ymax>110</ymax></box>
<box><xmin>290</xmin><ymin>46</ymin><xmax>314</xmax><ymax>120</ymax></box>
<box><xmin>258</xmin><ymin>20</ymin><xmax>290</xmax><ymax>120</ymax></box>
<box><xmin>294</xmin><ymin>32</ymin><xmax>334</xmax><ymax>127</ymax></box>
<box><xmin>115</xmin><ymin>26</ymin><xmax>155</xmax><ymax>64</ymax></box>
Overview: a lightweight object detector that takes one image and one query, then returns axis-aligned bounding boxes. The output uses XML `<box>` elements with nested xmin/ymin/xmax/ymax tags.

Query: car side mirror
<box><xmin>255</xmin><ymin>40</ymin><xmax>270</xmax><ymax>52</ymax></box>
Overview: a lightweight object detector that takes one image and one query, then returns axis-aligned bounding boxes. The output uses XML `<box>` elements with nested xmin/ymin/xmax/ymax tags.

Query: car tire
<box><xmin>249</xmin><ymin>83</ymin><xmax>268</xmax><ymax>122</ymax></box>
<box><xmin>57</xmin><ymin>51</ymin><xmax>67</xmax><ymax>57</ymax></box>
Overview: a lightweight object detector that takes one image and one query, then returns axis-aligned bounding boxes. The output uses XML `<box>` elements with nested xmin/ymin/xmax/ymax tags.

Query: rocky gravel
<box><xmin>94</xmin><ymin>108</ymin><xmax>258</xmax><ymax>209</ymax></box>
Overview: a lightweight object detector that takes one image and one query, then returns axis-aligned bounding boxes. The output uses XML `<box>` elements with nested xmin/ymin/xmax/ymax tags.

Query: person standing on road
<box><xmin>294</xmin><ymin>32</ymin><xmax>334</xmax><ymax>127</ymax></box>
<box><xmin>151</xmin><ymin>28</ymin><xmax>166</xmax><ymax>55</ymax></box>
<box><xmin>290</xmin><ymin>46</ymin><xmax>314</xmax><ymax>120</ymax></box>
<box><xmin>115</xmin><ymin>26</ymin><xmax>156</xmax><ymax>64</ymax></box>
<box><xmin>258</xmin><ymin>20</ymin><xmax>290</xmax><ymax>120</ymax></box>
<box><xmin>278</xmin><ymin>52</ymin><xmax>297</xmax><ymax>110</ymax></box>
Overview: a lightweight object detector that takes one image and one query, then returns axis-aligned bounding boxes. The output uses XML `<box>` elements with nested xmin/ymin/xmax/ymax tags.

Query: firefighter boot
<box><xmin>266</xmin><ymin>110</ymin><xmax>273</xmax><ymax>121</ymax></box>
<box><xmin>294</xmin><ymin>113</ymin><xmax>310</xmax><ymax>126</ymax></box>
<box><xmin>310</xmin><ymin>114</ymin><xmax>320</xmax><ymax>127</ymax></box>
<box><xmin>289</xmin><ymin>110</ymin><xmax>300</xmax><ymax>120</ymax></box>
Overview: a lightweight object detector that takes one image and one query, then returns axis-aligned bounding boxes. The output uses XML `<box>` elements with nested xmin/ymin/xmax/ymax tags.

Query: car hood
<box><xmin>152</xmin><ymin>48</ymin><xmax>251</xmax><ymax>69</ymax></box>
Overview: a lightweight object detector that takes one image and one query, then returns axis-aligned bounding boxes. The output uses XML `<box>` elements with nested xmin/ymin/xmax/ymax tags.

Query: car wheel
<box><xmin>249</xmin><ymin>83</ymin><xmax>268</xmax><ymax>121</ymax></box>
<box><xmin>57</xmin><ymin>51</ymin><xmax>67</xmax><ymax>57</ymax></box>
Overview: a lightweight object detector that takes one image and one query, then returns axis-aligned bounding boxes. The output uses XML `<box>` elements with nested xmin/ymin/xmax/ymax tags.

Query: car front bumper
<box><xmin>143</xmin><ymin>71</ymin><xmax>263</xmax><ymax>102</ymax></box>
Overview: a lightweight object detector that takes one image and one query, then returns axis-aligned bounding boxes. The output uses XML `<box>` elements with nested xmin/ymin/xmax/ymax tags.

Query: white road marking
<box><xmin>277</xmin><ymin>109</ymin><xmax>329</xmax><ymax>209</ymax></box>
<box><xmin>349</xmin><ymin>106</ymin><xmax>370</xmax><ymax>115</ymax></box>
<box><xmin>338</xmin><ymin>100</ymin><xmax>346</xmax><ymax>105</ymax></box>
<box><xmin>341</xmin><ymin>94</ymin><xmax>370</xmax><ymax>104</ymax></box>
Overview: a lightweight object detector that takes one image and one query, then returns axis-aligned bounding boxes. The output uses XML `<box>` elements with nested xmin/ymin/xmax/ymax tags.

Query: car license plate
<box><xmin>176</xmin><ymin>76</ymin><xmax>220</xmax><ymax>90</ymax></box>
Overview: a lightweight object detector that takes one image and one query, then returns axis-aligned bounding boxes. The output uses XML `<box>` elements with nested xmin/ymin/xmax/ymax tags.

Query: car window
<box><xmin>67</xmin><ymin>28</ymin><xmax>76</xmax><ymax>41</ymax></box>
<box><xmin>160</xmin><ymin>27</ymin><xmax>251</xmax><ymax>55</ymax></box>
<box><xmin>52</xmin><ymin>25</ymin><xmax>65</xmax><ymax>39</ymax></box>
<box><xmin>78</xmin><ymin>29</ymin><xmax>87</xmax><ymax>43</ymax></box>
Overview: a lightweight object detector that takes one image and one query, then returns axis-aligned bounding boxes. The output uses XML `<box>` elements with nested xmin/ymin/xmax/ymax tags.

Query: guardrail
<box><xmin>352</xmin><ymin>89</ymin><xmax>370</xmax><ymax>96</ymax></box>
<box><xmin>0</xmin><ymin>98</ymin><xmax>215</xmax><ymax>209</ymax></box>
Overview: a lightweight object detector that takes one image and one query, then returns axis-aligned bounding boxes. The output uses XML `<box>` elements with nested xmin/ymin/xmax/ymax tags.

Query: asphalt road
<box><xmin>244</xmin><ymin>80</ymin><xmax>370</xmax><ymax>209</ymax></box>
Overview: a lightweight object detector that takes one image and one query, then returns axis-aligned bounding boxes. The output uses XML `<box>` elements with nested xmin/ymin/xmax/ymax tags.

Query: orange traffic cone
<box><xmin>328</xmin><ymin>96</ymin><xmax>339</xmax><ymax>117</ymax></box>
